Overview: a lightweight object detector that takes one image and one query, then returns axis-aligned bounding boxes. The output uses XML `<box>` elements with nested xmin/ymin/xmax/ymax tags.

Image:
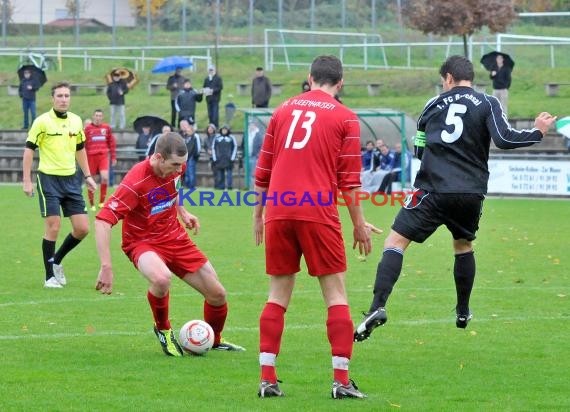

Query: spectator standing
<box><xmin>94</xmin><ymin>132</ymin><xmax>244</xmax><ymax>356</ymax></box>
<box><xmin>106</xmin><ymin>72</ymin><xmax>129</xmax><ymax>129</ymax></box>
<box><xmin>203</xmin><ymin>123</ymin><xmax>217</xmax><ymax>186</ymax></box>
<box><xmin>135</xmin><ymin>125</ymin><xmax>152</xmax><ymax>161</ymax></box>
<box><xmin>253</xmin><ymin>55</ymin><xmax>380</xmax><ymax>399</ymax></box>
<box><xmin>84</xmin><ymin>109</ymin><xmax>117</xmax><ymax>211</ymax></box>
<box><xmin>203</xmin><ymin>65</ymin><xmax>223</xmax><ymax>127</ymax></box>
<box><xmin>22</xmin><ymin>81</ymin><xmax>97</xmax><ymax>288</ymax></box>
<box><xmin>251</xmin><ymin>67</ymin><xmax>272</xmax><ymax>108</ymax></box>
<box><xmin>212</xmin><ymin>125</ymin><xmax>237</xmax><ymax>190</ymax></box>
<box><xmin>166</xmin><ymin>67</ymin><xmax>186</xmax><ymax>127</ymax></box>
<box><xmin>19</xmin><ymin>68</ymin><xmax>40</xmax><ymax>129</ymax></box>
<box><xmin>180</xmin><ymin>119</ymin><xmax>201</xmax><ymax>189</ymax></box>
<box><xmin>175</xmin><ymin>79</ymin><xmax>203</xmax><ymax>128</ymax></box>
<box><xmin>354</xmin><ymin>55</ymin><xmax>556</xmax><ymax>343</ymax></box>
<box><xmin>490</xmin><ymin>54</ymin><xmax>512</xmax><ymax>117</ymax></box>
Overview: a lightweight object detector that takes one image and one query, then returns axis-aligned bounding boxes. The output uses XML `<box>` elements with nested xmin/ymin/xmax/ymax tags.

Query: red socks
<box><xmin>259</xmin><ymin>302</ymin><xmax>286</xmax><ymax>383</ymax></box>
<box><xmin>147</xmin><ymin>291</ymin><xmax>171</xmax><ymax>330</ymax></box>
<box><xmin>204</xmin><ymin>301</ymin><xmax>228</xmax><ymax>346</ymax></box>
<box><xmin>327</xmin><ymin>305</ymin><xmax>353</xmax><ymax>385</ymax></box>
<box><xmin>100</xmin><ymin>183</ymin><xmax>107</xmax><ymax>205</ymax></box>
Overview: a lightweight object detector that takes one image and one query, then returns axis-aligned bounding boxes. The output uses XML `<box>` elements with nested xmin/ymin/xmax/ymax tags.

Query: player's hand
<box><xmin>23</xmin><ymin>181</ymin><xmax>34</xmax><ymax>197</ymax></box>
<box><xmin>95</xmin><ymin>266</ymin><xmax>114</xmax><ymax>295</ymax></box>
<box><xmin>353</xmin><ymin>222</ymin><xmax>383</xmax><ymax>256</ymax></box>
<box><xmin>85</xmin><ymin>176</ymin><xmax>98</xmax><ymax>193</ymax></box>
<box><xmin>180</xmin><ymin>210</ymin><xmax>200</xmax><ymax>235</ymax></box>
<box><xmin>534</xmin><ymin>112</ymin><xmax>557</xmax><ymax>136</ymax></box>
<box><xmin>253</xmin><ymin>215</ymin><xmax>264</xmax><ymax>246</ymax></box>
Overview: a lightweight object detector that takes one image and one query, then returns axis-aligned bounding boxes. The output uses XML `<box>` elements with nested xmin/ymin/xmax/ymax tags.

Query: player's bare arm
<box><xmin>76</xmin><ymin>148</ymin><xmax>98</xmax><ymax>192</ymax></box>
<box><xmin>342</xmin><ymin>188</ymin><xmax>382</xmax><ymax>256</ymax></box>
<box><xmin>253</xmin><ymin>185</ymin><xmax>267</xmax><ymax>246</ymax></box>
<box><xmin>22</xmin><ymin>147</ymin><xmax>35</xmax><ymax>197</ymax></box>
<box><xmin>94</xmin><ymin>219</ymin><xmax>114</xmax><ymax>294</ymax></box>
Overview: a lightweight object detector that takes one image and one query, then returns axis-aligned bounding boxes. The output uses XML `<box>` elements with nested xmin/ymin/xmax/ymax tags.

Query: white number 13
<box><xmin>284</xmin><ymin>109</ymin><xmax>316</xmax><ymax>149</ymax></box>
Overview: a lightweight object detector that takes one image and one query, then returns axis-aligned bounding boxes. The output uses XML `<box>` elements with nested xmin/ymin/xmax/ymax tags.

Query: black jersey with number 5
<box><xmin>413</xmin><ymin>86</ymin><xmax>543</xmax><ymax>194</ymax></box>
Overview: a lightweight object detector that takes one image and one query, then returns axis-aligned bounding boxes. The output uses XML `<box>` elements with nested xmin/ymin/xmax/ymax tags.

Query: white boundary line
<box><xmin>0</xmin><ymin>315</ymin><xmax>567</xmax><ymax>341</ymax></box>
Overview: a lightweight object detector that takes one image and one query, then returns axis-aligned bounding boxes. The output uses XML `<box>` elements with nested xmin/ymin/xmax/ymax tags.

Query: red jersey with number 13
<box><xmin>255</xmin><ymin>89</ymin><xmax>362</xmax><ymax>228</ymax></box>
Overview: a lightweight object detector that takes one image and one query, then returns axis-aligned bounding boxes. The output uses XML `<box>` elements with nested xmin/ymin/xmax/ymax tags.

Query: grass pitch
<box><xmin>0</xmin><ymin>185</ymin><xmax>568</xmax><ymax>411</ymax></box>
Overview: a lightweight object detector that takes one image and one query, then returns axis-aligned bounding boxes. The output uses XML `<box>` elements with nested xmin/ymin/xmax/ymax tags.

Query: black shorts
<box><xmin>392</xmin><ymin>191</ymin><xmax>484</xmax><ymax>243</ymax></box>
<box><xmin>36</xmin><ymin>172</ymin><xmax>86</xmax><ymax>217</ymax></box>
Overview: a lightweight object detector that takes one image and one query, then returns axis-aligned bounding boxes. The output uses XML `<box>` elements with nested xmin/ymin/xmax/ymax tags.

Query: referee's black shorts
<box><xmin>392</xmin><ymin>190</ymin><xmax>484</xmax><ymax>243</ymax></box>
<box><xmin>36</xmin><ymin>172</ymin><xmax>86</xmax><ymax>217</ymax></box>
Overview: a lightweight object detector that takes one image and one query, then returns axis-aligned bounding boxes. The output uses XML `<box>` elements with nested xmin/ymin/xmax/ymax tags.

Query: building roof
<box><xmin>46</xmin><ymin>18</ymin><xmax>109</xmax><ymax>28</ymax></box>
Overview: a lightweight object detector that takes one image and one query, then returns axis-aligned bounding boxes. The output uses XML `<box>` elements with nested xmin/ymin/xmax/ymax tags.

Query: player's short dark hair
<box><xmin>310</xmin><ymin>55</ymin><xmax>343</xmax><ymax>87</ymax></box>
<box><xmin>439</xmin><ymin>55</ymin><xmax>474</xmax><ymax>82</ymax></box>
<box><xmin>155</xmin><ymin>132</ymin><xmax>187</xmax><ymax>159</ymax></box>
<box><xmin>51</xmin><ymin>81</ymin><xmax>71</xmax><ymax>96</ymax></box>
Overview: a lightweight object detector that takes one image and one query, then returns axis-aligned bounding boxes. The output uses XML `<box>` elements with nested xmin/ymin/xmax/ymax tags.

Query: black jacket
<box><xmin>19</xmin><ymin>77</ymin><xmax>40</xmax><ymax>100</ymax></box>
<box><xmin>203</xmin><ymin>74</ymin><xmax>223</xmax><ymax>103</ymax></box>
<box><xmin>106</xmin><ymin>80</ymin><xmax>128</xmax><ymax>105</ymax></box>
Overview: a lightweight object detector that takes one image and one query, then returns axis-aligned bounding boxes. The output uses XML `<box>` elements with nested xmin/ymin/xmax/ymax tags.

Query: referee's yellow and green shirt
<box><xmin>26</xmin><ymin>109</ymin><xmax>86</xmax><ymax>176</ymax></box>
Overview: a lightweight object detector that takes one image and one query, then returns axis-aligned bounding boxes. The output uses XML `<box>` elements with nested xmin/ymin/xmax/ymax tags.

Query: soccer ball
<box><xmin>179</xmin><ymin>320</ymin><xmax>215</xmax><ymax>355</ymax></box>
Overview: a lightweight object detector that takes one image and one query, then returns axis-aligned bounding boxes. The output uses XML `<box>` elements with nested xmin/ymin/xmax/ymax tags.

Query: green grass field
<box><xmin>0</xmin><ymin>185</ymin><xmax>569</xmax><ymax>411</ymax></box>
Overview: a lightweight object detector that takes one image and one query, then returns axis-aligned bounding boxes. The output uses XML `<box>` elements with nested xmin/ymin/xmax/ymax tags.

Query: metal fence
<box><xmin>2</xmin><ymin>33</ymin><xmax>570</xmax><ymax>74</ymax></box>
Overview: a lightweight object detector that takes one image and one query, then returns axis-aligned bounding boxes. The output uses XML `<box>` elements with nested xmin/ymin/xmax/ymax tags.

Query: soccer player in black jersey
<box><xmin>354</xmin><ymin>55</ymin><xmax>556</xmax><ymax>342</ymax></box>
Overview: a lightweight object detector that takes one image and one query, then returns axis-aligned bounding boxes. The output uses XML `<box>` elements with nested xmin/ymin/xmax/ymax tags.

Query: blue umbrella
<box><xmin>151</xmin><ymin>56</ymin><xmax>193</xmax><ymax>74</ymax></box>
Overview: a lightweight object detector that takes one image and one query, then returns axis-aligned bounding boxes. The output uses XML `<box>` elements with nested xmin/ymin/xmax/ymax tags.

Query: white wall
<box><xmin>11</xmin><ymin>0</ymin><xmax>136</xmax><ymax>27</ymax></box>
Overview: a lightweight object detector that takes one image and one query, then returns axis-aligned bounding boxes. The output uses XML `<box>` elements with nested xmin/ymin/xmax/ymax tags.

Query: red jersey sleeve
<box><xmin>337</xmin><ymin>116</ymin><xmax>362</xmax><ymax>190</ymax></box>
<box><xmin>96</xmin><ymin>181</ymin><xmax>140</xmax><ymax>226</ymax></box>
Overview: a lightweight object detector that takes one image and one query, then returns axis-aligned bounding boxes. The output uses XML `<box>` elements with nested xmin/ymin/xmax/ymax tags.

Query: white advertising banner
<box><xmin>410</xmin><ymin>158</ymin><xmax>570</xmax><ymax>196</ymax></box>
<box><xmin>488</xmin><ymin>159</ymin><xmax>570</xmax><ymax>196</ymax></box>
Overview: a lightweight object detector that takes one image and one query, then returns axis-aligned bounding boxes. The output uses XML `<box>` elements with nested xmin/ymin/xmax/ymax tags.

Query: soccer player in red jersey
<box><xmin>84</xmin><ymin>109</ymin><xmax>116</xmax><ymax>211</ymax></box>
<box><xmin>94</xmin><ymin>132</ymin><xmax>244</xmax><ymax>356</ymax></box>
<box><xmin>253</xmin><ymin>55</ymin><xmax>381</xmax><ymax>399</ymax></box>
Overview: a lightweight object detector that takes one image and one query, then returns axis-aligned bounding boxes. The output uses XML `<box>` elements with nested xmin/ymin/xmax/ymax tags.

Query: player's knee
<box><xmin>73</xmin><ymin>224</ymin><xmax>89</xmax><ymax>239</ymax></box>
<box><xmin>150</xmin><ymin>272</ymin><xmax>172</xmax><ymax>291</ymax></box>
<box><xmin>206</xmin><ymin>285</ymin><xmax>227</xmax><ymax>306</ymax></box>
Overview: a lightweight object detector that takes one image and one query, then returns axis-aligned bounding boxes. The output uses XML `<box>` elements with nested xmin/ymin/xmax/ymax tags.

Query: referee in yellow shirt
<box><xmin>22</xmin><ymin>81</ymin><xmax>97</xmax><ymax>288</ymax></box>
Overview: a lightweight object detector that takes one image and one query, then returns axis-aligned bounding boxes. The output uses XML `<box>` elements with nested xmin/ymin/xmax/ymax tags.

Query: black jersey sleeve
<box><xmin>485</xmin><ymin>96</ymin><xmax>543</xmax><ymax>149</ymax></box>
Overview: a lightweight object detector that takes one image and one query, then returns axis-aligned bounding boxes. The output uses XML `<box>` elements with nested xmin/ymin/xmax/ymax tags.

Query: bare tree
<box><xmin>402</xmin><ymin>0</ymin><xmax>517</xmax><ymax>57</ymax></box>
<box><xmin>66</xmin><ymin>0</ymin><xmax>91</xmax><ymax>17</ymax></box>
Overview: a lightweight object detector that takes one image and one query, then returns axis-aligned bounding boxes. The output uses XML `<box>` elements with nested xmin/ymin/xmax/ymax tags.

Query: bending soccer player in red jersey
<box><xmin>253</xmin><ymin>55</ymin><xmax>382</xmax><ymax>399</ymax></box>
<box><xmin>84</xmin><ymin>109</ymin><xmax>117</xmax><ymax>211</ymax></box>
<box><xmin>94</xmin><ymin>132</ymin><xmax>244</xmax><ymax>357</ymax></box>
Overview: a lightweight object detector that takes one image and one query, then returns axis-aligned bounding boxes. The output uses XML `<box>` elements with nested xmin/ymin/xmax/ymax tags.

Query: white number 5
<box><xmin>441</xmin><ymin>103</ymin><xmax>466</xmax><ymax>143</ymax></box>
<box><xmin>284</xmin><ymin>109</ymin><xmax>316</xmax><ymax>149</ymax></box>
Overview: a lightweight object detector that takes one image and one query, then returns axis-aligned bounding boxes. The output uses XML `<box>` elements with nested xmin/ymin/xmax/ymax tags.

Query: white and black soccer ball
<box><xmin>179</xmin><ymin>320</ymin><xmax>214</xmax><ymax>355</ymax></box>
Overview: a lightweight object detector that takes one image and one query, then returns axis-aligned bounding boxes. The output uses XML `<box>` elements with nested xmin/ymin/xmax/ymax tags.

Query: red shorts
<box><xmin>264</xmin><ymin>220</ymin><xmax>346</xmax><ymax>276</ymax></box>
<box><xmin>87</xmin><ymin>153</ymin><xmax>109</xmax><ymax>176</ymax></box>
<box><xmin>125</xmin><ymin>237</ymin><xmax>208</xmax><ymax>278</ymax></box>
